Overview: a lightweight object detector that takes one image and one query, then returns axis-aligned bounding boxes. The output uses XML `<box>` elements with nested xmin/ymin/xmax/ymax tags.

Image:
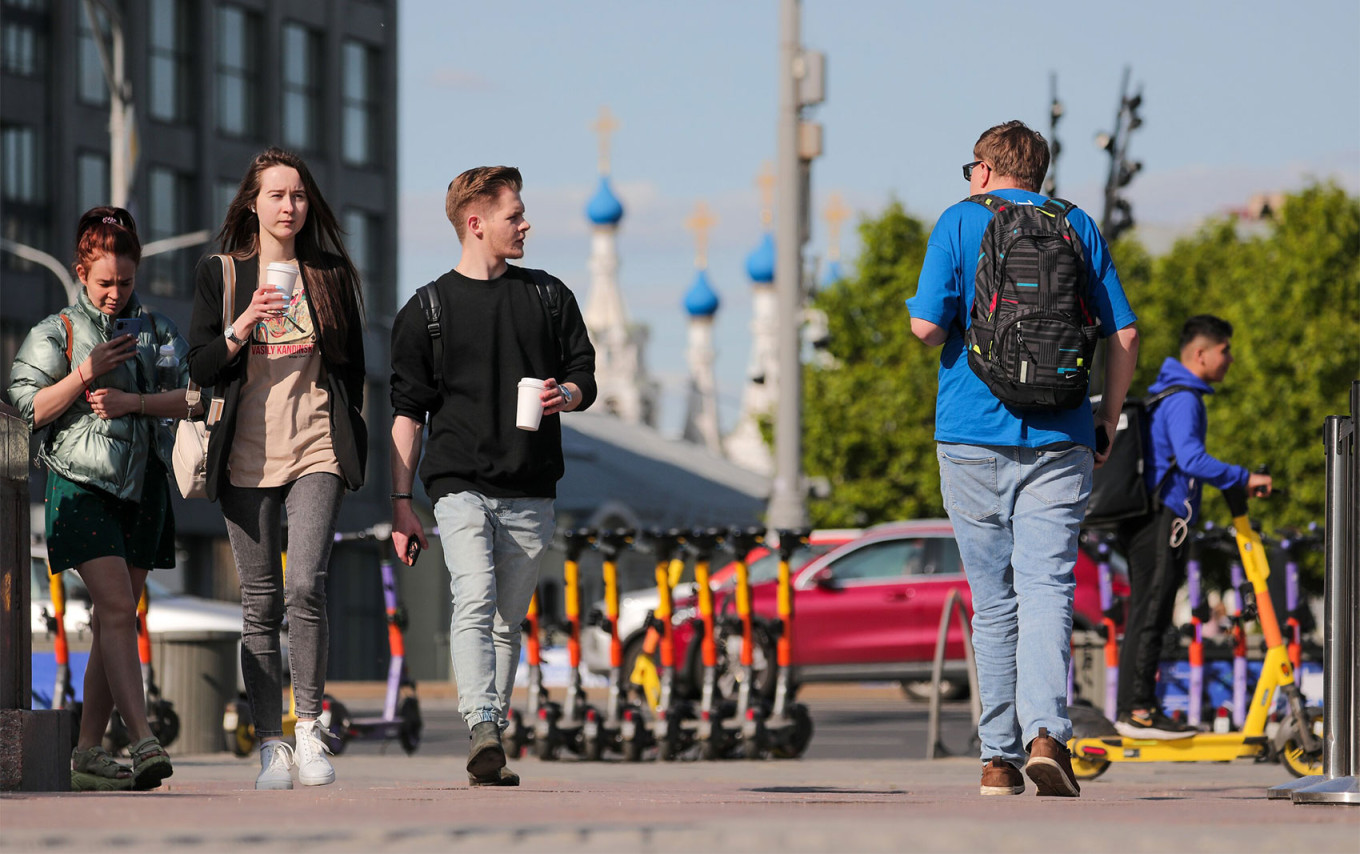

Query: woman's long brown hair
<box><xmin>217</xmin><ymin>147</ymin><xmax>364</xmax><ymax>363</ymax></box>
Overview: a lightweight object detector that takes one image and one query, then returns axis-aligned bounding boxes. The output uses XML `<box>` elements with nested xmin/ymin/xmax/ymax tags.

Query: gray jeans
<box><xmin>433</xmin><ymin>491</ymin><xmax>554</xmax><ymax>729</ymax></box>
<box><xmin>220</xmin><ymin>473</ymin><xmax>344</xmax><ymax>738</ymax></box>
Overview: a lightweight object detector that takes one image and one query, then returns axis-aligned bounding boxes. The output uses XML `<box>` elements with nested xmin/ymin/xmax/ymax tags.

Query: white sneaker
<box><xmin>256</xmin><ymin>740</ymin><xmax>294</xmax><ymax>790</ymax></box>
<box><xmin>293</xmin><ymin>720</ymin><xmax>336</xmax><ymax>787</ymax></box>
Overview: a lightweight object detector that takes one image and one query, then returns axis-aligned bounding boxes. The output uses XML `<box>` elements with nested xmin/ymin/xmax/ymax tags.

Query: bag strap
<box><xmin>183</xmin><ymin>255</ymin><xmax>236</xmax><ymax>416</ymax></box>
<box><xmin>415</xmin><ymin>281</ymin><xmax>442</xmax><ymax>386</ymax></box>
<box><xmin>1145</xmin><ymin>384</ymin><xmax>1199</xmax><ymax>505</ymax></box>
<box><xmin>60</xmin><ymin>313</ymin><xmax>74</xmax><ymax>366</ymax></box>
<box><xmin>526</xmin><ymin>267</ymin><xmax>566</xmax><ymax>370</ymax></box>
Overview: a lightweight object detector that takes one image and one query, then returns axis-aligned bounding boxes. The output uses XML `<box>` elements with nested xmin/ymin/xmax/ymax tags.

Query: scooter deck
<box><xmin>1071</xmin><ymin>732</ymin><xmax>1269</xmax><ymax>763</ymax></box>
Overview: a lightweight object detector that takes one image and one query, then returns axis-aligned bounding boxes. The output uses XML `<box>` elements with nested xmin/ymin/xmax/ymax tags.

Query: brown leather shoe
<box><xmin>469</xmin><ymin>765</ymin><xmax>520</xmax><ymax>787</ymax></box>
<box><xmin>1024</xmin><ymin>727</ymin><xmax>1080</xmax><ymax>797</ymax></box>
<box><xmin>980</xmin><ymin>757</ymin><xmax>1024</xmax><ymax>796</ymax></box>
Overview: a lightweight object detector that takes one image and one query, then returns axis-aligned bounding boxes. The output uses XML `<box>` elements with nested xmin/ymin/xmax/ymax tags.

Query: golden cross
<box><xmin>755</xmin><ymin>161</ymin><xmax>775</xmax><ymax>227</ymax></box>
<box><xmin>591</xmin><ymin>106</ymin><xmax>620</xmax><ymax>174</ymax></box>
<box><xmin>685</xmin><ymin>201</ymin><xmax>717</xmax><ymax>269</ymax></box>
<box><xmin>823</xmin><ymin>192</ymin><xmax>850</xmax><ymax>260</ymax></box>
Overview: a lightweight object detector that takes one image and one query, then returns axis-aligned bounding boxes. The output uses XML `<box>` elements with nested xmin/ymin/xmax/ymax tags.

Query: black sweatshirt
<box><xmin>389</xmin><ymin>265</ymin><xmax>596</xmax><ymax>503</ymax></box>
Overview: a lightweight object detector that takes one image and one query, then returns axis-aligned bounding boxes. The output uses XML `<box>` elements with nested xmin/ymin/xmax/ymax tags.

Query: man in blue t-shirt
<box><xmin>907</xmin><ymin>121</ymin><xmax>1139</xmax><ymax>798</ymax></box>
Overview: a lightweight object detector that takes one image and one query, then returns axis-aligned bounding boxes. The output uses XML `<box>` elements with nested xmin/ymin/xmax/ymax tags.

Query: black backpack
<box><xmin>1085</xmin><ymin>385</ymin><xmax>1196</xmax><ymax>525</ymax></box>
<box><xmin>415</xmin><ymin>266</ymin><xmax>565</xmax><ymax>387</ymax></box>
<box><xmin>964</xmin><ymin>194</ymin><xmax>1100</xmax><ymax>411</ymax></box>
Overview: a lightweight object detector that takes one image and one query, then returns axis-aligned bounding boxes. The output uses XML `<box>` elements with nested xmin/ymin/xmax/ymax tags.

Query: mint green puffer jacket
<box><xmin>7</xmin><ymin>291</ymin><xmax>189</xmax><ymax>502</ymax></box>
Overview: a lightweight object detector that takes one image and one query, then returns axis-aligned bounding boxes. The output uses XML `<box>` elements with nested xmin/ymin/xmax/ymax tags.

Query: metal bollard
<box><xmin>1281</xmin><ymin>381</ymin><xmax>1359</xmax><ymax>805</ymax></box>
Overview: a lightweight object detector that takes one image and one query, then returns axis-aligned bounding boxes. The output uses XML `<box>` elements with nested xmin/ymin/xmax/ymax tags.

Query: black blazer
<box><xmin>186</xmin><ymin>253</ymin><xmax>367</xmax><ymax>502</ymax></box>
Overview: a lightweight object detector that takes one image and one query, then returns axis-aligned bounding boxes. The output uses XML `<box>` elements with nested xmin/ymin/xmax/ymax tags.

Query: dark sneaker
<box><xmin>980</xmin><ymin>757</ymin><xmax>1024</xmax><ymax>796</ymax></box>
<box><xmin>466</xmin><ymin>721</ymin><xmax>507</xmax><ymax>780</ymax></box>
<box><xmin>1115</xmin><ymin>710</ymin><xmax>1197</xmax><ymax>740</ymax></box>
<box><xmin>469</xmin><ymin>765</ymin><xmax>521</xmax><ymax>787</ymax></box>
<box><xmin>1024</xmin><ymin>728</ymin><xmax>1081</xmax><ymax>797</ymax></box>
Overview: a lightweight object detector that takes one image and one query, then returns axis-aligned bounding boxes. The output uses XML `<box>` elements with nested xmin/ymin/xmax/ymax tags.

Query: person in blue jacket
<box><xmin>1115</xmin><ymin>314</ymin><xmax>1272</xmax><ymax>739</ymax></box>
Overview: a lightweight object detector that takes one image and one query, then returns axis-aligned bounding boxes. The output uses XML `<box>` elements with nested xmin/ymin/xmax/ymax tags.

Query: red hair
<box><xmin>74</xmin><ymin>206</ymin><xmax>142</xmax><ymax>274</ymax></box>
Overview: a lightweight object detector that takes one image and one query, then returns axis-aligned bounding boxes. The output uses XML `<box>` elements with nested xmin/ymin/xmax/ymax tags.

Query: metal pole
<box><xmin>1291</xmin><ymin>393</ymin><xmax>1359</xmax><ymax>804</ymax></box>
<box><xmin>768</xmin><ymin>0</ymin><xmax>807</xmax><ymax>530</ymax></box>
<box><xmin>82</xmin><ymin>0</ymin><xmax>131</xmax><ymax>208</ymax></box>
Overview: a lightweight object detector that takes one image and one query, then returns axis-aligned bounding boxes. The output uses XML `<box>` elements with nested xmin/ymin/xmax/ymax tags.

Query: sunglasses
<box><xmin>962</xmin><ymin>160</ymin><xmax>988</xmax><ymax>181</ymax></box>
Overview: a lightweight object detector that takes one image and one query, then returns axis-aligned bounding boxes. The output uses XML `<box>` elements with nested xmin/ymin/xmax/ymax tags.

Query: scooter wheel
<box><xmin>223</xmin><ymin>696</ymin><xmax>254</xmax><ymax>757</ymax></box>
<box><xmin>1279</xmin><ymin>707</ymin><xmax>1324</xmax><ymax>778</ymax></box>
<box><xmin>321</xmin><ymin>695</ymin><xmax>351</xmax><ymax>756</ymax></box>
<box><xmin>398</xmin><ymin>696</ymin><xmax>422</xmax><ymax>755</ymax></box>
<box><xmin>150</xmin><ymin>701</ymin><xmax>180</xmax><ymax>750</ymax></box>
<box><xmin>770</xmin><ymin>703</ymin><xmax>814</xmax><ymax>759</ymax></box>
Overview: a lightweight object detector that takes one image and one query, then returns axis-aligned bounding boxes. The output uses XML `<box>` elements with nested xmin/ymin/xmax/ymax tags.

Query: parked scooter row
<box><xmin>511</xmin><ymin>525</ymin><xmax>815</xmax><ymax>762</ymax></box>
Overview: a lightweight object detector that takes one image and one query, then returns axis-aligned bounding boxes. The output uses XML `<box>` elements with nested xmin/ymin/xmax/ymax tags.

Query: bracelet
<box><xmin>390</xmin><ymin>492</ymin><xmax>413</xmax><ymax>501</ymax></box>
<box><xmin>139</xmin><ymin>394</ymin><xmax>145</xmax><ymax>415</ymax></box>
<box><xmin>77</xmin><ymin>364</ymin><xmax>89</xmax><ymax>388</ymax></box>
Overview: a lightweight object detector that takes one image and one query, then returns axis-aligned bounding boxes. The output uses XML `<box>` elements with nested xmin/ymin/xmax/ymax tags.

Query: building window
<box><xmin>341</xmin><ymin>40</ymin><xmax>378</xmax><ymax>166</ymax></box>
<box><xmin>77</xmin><ymin>1</ymin><xmax>110</xmax><ymax>106</ymax></box>
<box><xmin>342</xmin><ymin>208</ymin><xmax>380</xmax><ymax>309</ymax></box>
<box><xmin>281</xmin><ymin>22</ymin><xmax>321</xmax><ymax>153</ymax></box>
<box><xmin>77</xmin><ymin>151</ymin><xmax>109</xmax><ymax>213</ymax></box>
<box><xmin>148</xmin><ymin>0</ymin><xmax>193</xmax><ymax>124</ymax></box>
<box><xmin>1</xmin><ymin>0</ymin><xmax>46</xmax><ymax>78</ymax></box>
<box><xmin>215</xmin><ymin>5</ymin><xmax>260</xmax><ymax>138</ymax></box>
<box><xmin>1</xmin><ymin>124</ymin><xmax>43</xmax><ymax>204</ymax></box>
<box><xmin>146</xmin><ymin>166</ymin><xmax>193</xmax><ymax>297</ymax></box>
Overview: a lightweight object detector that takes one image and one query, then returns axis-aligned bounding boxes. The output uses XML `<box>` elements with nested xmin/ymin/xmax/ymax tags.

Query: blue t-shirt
<box><xmin>906</xmin><ymin>189</ymin><xmax>1137</xmax><ymax>449</ymax></box>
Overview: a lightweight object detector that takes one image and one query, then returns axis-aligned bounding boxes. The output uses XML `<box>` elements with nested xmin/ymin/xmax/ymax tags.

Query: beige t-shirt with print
<box><xmin>228</xmin><ymin>261</ymin><xmax>342</xmax><ymax>488</ymax></box>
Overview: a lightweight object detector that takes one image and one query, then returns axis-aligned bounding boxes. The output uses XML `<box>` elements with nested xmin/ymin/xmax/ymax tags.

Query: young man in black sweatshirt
<box><xmin>389</xmin><ymin>166</ymin><xmax>596</xmax><ymax>786</ymax></box>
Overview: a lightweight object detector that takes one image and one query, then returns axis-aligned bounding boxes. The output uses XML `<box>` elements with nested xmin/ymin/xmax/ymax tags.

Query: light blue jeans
<box><xmin>937</xmin><ymin>442</ymin><xmax>1093</xmax><ymax>766</ymax></box>
<box><xmin>434</xmin><ymin>491</ymin><xmax>554</xmax><ymax>730</ymax></box>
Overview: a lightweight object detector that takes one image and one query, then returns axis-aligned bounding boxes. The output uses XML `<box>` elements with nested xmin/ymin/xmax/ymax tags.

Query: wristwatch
<box><xmin>560</xmin><ymin>384</ymin><xmax>573</xmax><ymax>405</ymax></box>
<box><xmin>224</xmin><ymin>323</ymin><xmax>246</xmax><ymax>345</ymax></box>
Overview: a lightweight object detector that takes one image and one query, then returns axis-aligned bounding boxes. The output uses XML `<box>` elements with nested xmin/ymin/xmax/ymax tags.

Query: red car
<box><xmin>668</xmin><ymin>519</ymin><xmax>1128</xmax><ymax>697</ymax></box>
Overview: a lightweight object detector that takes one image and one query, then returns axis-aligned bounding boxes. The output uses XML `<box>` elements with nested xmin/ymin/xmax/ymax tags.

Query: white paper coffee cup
<box><xmin>265</xmin><ymin>262</ymin><xmax>299</xmax><ymax>299</ymax></box>
<box><xmin>516</xmin><ymin>378</ymin><xmax>547</xmax><ymax>431</ymax></box>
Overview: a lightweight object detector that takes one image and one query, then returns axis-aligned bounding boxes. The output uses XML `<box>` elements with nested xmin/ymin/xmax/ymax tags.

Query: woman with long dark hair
<box><xmin>187</xmin><ymin>148</ymin><xmax>366</xmax><ymax>790</ymax></box>
<box><xmin>8</xmin><ymin>207</ymin><xmax>190</xmax><ymax>791</ymax></box>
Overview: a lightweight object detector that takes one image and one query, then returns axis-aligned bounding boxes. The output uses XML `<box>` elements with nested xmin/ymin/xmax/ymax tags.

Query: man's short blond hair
<box><xmin>445</xmin><ymin>166</ymin><xmax>523</xmax><ymax>240</ymax></box>
<box><xmin>974</xmin><ymin>121</ymin><xmax>1050</xmax><ymax>193</ymax></box>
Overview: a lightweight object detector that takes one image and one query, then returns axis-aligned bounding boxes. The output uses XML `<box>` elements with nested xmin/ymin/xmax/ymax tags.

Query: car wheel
<box><xmin>901</xmin><ymin>679</ymin><xmax>969</xmax><ymax>702</ymax></box>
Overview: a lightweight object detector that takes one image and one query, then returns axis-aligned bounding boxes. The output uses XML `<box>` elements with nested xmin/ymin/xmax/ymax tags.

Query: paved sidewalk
<box><xmin>3</xmin><ymin>750</ymin><xmax>1356</xmax><ymax>853</ymax></box>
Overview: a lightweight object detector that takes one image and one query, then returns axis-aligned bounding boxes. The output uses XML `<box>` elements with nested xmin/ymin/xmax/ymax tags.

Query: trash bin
<box><xmin>153</xmin><ymin>630</ymin><xmax>239</xmax><ymax>754</ymax></box>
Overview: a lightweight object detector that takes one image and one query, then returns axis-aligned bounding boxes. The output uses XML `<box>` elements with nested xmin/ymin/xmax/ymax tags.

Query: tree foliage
<box><xmin>803</xmin><ymin>185</ymin><xmax>1359</xmax><ymax>585</ymax></box>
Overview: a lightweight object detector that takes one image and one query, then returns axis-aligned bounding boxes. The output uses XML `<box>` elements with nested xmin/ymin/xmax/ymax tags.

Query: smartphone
<box><xmin>1095</xmin><ymin>424</ymin><xmax>1110</xmax><ymax>456</ymax></box>
<box><xmin>406</xmin><ymin>538</ymin><xmax>422</xmax><ymax>565</ymax></box>
<box><xmin>112</xmin><ymin>317</ymin><xmax>144</xmax><ymax>338</ymax></box>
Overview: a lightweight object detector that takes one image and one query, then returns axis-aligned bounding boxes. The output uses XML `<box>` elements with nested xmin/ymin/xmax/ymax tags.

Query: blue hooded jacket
<box><xmin>1144</xmin><ymin>357</ymin><xmax>1249</xmax><ymax>522</ymax></box>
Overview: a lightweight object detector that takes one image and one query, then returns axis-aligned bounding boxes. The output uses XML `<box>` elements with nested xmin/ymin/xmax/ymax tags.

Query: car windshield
<box><xmin>30</xmin><ymin>559</ymin><xmax>172</xmax><ymax>602</ymax></box>
<box><xmin>746</xmin><ymin>544</ymin><xmax>829</xmax><ymax>584</ymax></box>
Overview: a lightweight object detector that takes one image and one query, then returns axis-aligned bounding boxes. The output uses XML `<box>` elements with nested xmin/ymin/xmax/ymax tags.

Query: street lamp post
<box><xmin>767</xmin><ymin>0</ymin><xmax>824</xmax><ymax>530</ymax></box>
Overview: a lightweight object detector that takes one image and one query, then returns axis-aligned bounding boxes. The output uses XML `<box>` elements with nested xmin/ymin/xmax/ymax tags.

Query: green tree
<box><xmin>803</xmin><ymin>201</ymin><xmax>943</xmax><ymax>527</ymax></box>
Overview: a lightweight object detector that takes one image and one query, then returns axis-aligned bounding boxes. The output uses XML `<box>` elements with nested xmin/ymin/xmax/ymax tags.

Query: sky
<box><xmin>395</xmin><ymin>0</ymin><xmax>1360</xmax><ymax>438</ymax></box>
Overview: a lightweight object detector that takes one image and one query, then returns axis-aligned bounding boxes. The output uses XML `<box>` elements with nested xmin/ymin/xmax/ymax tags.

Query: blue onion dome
<box><xmin>745</xmin><ymin>232</ymin><xmax>775</xmax><ymax>283</ymax></box>
<box><xmin>684</xmin><ymin>269</ymin><xmax>720</xmax><ymax>317</ymax></box>
<box><xmin>585</xmin><ymin>176</ymin><xmax>624</xmax><ymax>225</ymax></box>
<box><xmin>822</xmin><ymin>259</ymin><xmax>845</xmax><ymax>286</ymax></box>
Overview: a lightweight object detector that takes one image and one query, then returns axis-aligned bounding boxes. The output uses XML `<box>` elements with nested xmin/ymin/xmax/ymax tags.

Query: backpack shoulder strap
<box><xmin>1145</xmin><ymin>384</ymin><xmax>1200</xmax><ymax>505</ymax></box>
<box><xmin>1145</xmin><ymin>384</ymin><xmax>1198</xmax><ymax>410</ymax></box>
<box><xmin>965</xmin><ymin>193</ymin><xmax>1009</xmax><ymax>213</ymax></box>
<box><xmin>415</xmin><ymin>281</ymin><xmax>443</xmax><ymax>386</ymax></box>
<box><xmin>59</xmin><ymin>312</ymin><xmax>74</xmax><ymax>366</ymax></box>
<box><xmin>526</xmin><ymin>267</ymin><xmax>566</xmax><ymax>369</ymax></box>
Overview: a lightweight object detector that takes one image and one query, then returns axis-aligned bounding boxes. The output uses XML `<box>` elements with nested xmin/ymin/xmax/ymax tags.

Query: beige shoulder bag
<box><xmin>173</xmin><ymin>255</ymin><xmax>235</xmax><ymax>499</ymax></box>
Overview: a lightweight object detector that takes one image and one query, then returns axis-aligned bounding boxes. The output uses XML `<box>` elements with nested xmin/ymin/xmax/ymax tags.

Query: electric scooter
<box><xmin>504</xmin><ymin>588</ymin><xmax>546</xmax><ymax>758</ymax></box>
<box><xmin>686</xmin><ymin>527</ymin><xmax>736</xmax><ymax>760</ymax></box>
<box><xmin>534</xmin><ymin>528</ymin><xmax>597</xmax><ymax>760</ymax></box>
<box><xmin>635</xmin><ymin>527</ymin><xmax>694</xmax><ymax>761</ymax></box>
<box><xmin>756</xmin><ymin>527</ymin><xmax>815</xmax><ymax>759</ymax></box>
<box><xmin>582</xmin><ymin>528</ymin><xmax>651</xmax><ymax>761</ymax></box>
<box><xmin>325</xmin><ymin>556</ymin><xmax>422</xmax><ymax>754</ymax></box>
<box><xmin>44</xmin><ymin>568</ymin><xmax>82</xmax><ymax>747</ymax></box>
<box><xmin>1068</xmin><ymin>485</ymin><xmax>1324</xmax><ymax>779</ymax></box>
<box><xmin>724</xmin><ymin>526</ymin><xmax>767</xmax><ymax>759</ymax></box>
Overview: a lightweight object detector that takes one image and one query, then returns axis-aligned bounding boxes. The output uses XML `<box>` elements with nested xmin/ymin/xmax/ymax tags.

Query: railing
<box><xmin>924</xmin><ymin>588</ymin><xmax>981</xmax><ymax>759</ymax></box>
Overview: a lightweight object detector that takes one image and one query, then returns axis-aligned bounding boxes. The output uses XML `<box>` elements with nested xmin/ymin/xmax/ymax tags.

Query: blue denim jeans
<box><xmin>433</xmin><ymin>491</ymin><xmax>554</xmax><ymax>730</ymax></box>
<box><xmin>936</xmin><ymin>442</ymin><xmax>1093</xmax><ymax>765</ymax></box>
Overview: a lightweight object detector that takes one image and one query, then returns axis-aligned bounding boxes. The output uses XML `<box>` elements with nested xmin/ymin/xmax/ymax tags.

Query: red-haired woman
<box><xmin>8</xmin><ymin>207</ymin><xmax>193</xmax><ymax>791</ymax></box>
<box><xmin>187</xmin><ymin>148</ymin><xmax>366</xmax><ymax>790</ymax></box>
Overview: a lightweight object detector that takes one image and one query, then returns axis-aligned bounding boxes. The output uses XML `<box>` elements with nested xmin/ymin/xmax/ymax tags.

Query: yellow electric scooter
<box><xmin>1068</xmin><ymin>485</ymin><xmax>1324</xmax><ymax>779</ymax></box>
